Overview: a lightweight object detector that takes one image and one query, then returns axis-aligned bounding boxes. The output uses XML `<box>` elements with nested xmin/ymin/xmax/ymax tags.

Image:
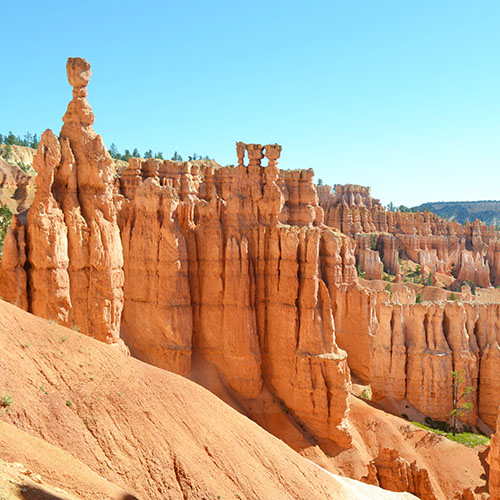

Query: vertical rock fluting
<box><xmin>0</xmin><ymin>216</ymin><xmax>28</xmax><ymax>309</ymax></box>
<box><xmin>116</xmin><ymin>144</ymin><xmax>353</xmax><ymax>445</ymax></box>
<box><xmin>318</xmin><ymin>183</ymin><xmax>500</xmax><ymax>288</ymax></box>
<box><xmin>119</xmin><ymin>178</ymin><xmax>192</xmax><ymax>375</ymax></box>
<box><xmin>4</xmin><ymin>59</ymin><xmax>500</xmax><ymax>468</ymax></box>
<box><xmin>25</xmin><ymin>58</ymin><xmax>124</xmax><ymax>342</ymax></box>
<box><xmin>333</xmin><ymin>282</ymin><xmax>500</xmax><ymax>427</ymax></box>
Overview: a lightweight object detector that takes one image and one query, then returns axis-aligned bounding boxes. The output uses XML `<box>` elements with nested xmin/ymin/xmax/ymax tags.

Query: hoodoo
<box><xmin>1</xmin><ymin>57</ymin><xmax>498</xmax><ymax>499</ymax></box>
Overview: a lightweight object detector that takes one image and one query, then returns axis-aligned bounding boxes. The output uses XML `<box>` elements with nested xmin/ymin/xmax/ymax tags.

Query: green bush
<box><xmin>360</xmin><ymin>389</ymin><xmax>371</xmax><ymax>400</ymax></box>
<box><xmin>0</xmin><ymin>204</ymin><xmax>13</xmax><ymax>256</ymax></box>
<box><xmin>0</xmin><ymin>393</ymin><xmax>13</xmax><ymax>411</ymax></box>
<box><xmin>357</xmin><ymin>265</ymin><xmax>366</xmax><ymax>279</ymax></box>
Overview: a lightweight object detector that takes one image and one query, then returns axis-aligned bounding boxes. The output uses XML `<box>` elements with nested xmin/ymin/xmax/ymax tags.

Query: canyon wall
<box><xmin>117</xmin><ymin>142</ymin><xmax>356</xmax><ymax>448</ymax></box>
<box><xmin>319</xmin><ymin>184</ymin><xmax>500</xmax><ymax>288</ymax></box>
<box><xmin>333</xmin><ymin>282</ymin><xmax>500</xmax><ymax>427</ymax></box>
<box><xmin>1</xmin><ymin>60</ymin><xmax>499</xmax><ymax>498</ymax></box>
<box><xmin>0</xmin><ymin>58</ymin><xmax>355</xmax><ymax>451</ymax></box>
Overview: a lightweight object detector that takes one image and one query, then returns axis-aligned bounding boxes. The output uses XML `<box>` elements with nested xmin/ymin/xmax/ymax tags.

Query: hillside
<box><xmin>0</xmin><ymin>299</ymin><xmax>419</xmax><ymax>500</ymax></box>
<box><xmin>3</xmin><ymin>56</ymin><xmax>500</xmax><ymax>499</ymax></box>
<box><xmin>412</xmin><ymin>200</ymin><xmax>500</xmax><ymax>226</ymax></box>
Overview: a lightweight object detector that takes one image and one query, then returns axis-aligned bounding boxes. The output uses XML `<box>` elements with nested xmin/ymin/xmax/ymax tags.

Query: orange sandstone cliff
<box><xmin>0</xmin><ymin>57</ymin><xmax>496</xmax><ymax>499</ymax></box>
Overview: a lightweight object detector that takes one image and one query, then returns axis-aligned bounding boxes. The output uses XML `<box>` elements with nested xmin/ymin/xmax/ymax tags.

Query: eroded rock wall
<box><xmin>4</xmin><ymin>58</ymin><xmax>124</xmax><ymax>342</ymax></box>
<box><xmin>118</xmin><ymin>146</ymin><xmax>355</xmax><ymax>446</ymax></box>
<box><xmin>332</xmin><ymin>281</ymin><xmax>500</xmax><ymax>428</ymax></box>
<box><xmin>319</xmin><ymin>184</ymin><xmax>500</xmax><ymax>288</ymax></box>
<box><xmin>490</xmin><ymin>413</ymin><xmax>500</xmax><ymax>499</ymax></box>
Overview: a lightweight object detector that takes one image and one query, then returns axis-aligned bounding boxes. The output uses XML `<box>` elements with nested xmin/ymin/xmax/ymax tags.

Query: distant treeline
<box><xmin>386</xmin><ymin>202</ymin><xmax>416</xmax><ymax>213</ymax></box>
<box><xmin>0</xmin><ymin>131</ymin><xmax>211</xmax><ymax>164</ymax></box>
<box><xmin>0</xmin><ymin>131</ymin><xmax>39</xmax><ymax>166</ymax></box>
<box><xmin>0</xmin><ymin>131</ymin><xmax>39</xmax><ymax>149</ymax></box>
<box><xmin>107</xmin><ymin>142</ymin><xmax>211</xmax><ymax>163</ymax></box>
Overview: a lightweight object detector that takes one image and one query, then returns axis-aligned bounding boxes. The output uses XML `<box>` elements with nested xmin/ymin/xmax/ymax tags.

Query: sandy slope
<box><xmin>0</xmin><ymin>300</ymin><xmax>416</xmax><ymax>499</ymax></box>
<box><xmin>0</xmin><ymin>421</ymin><xmax>131</xmax><ymax>499</ymax></box>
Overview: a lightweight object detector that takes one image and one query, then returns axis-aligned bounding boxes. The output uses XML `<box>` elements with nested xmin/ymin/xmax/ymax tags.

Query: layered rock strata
<box><xmin>118</xmin><ymin>143</ymin><xmax>355</xmax><ymax>447</ymax></box>
<box><xmin>2</xmin><ymin>59</ymin><xmax>500</xmax><ymax>489</ymax></box>
<box><xmin>319</xmin><ymin>184</ymin><xmax>500</xmax><ymax>288</ymax></box>
<box><xmin>0</xmin><ymin>61</ymin><xmax>354</xmax><ymax>450</ymax></box>
<box><xmin>333</xmin><ymin>282</ymin><xmax>500</xmax><ymax>428</ymax></box>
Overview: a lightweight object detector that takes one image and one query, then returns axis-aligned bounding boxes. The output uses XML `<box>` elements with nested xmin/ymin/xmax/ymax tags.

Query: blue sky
<box><xmin>2</xmin><ymin>1</ymin><xmax>499</xmax><ymax>206</ymax></box>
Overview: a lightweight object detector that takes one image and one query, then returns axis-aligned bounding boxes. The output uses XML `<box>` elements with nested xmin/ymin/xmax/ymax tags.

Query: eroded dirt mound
<box><xmin>0</xmin><ymin>300</ymin><xmax>416</xmax><ymax>500</ymax></box>
<box><xmin>0</xmin><ymin>421</ymin><xmax>131</xmax><ymax>499</ymax></box>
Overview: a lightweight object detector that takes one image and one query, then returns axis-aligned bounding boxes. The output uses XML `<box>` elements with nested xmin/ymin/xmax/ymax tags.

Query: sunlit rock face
<box><xmin>3</xmin><ymin>58</ymin><xmax>500</xmax><ymax>477</ymax></box>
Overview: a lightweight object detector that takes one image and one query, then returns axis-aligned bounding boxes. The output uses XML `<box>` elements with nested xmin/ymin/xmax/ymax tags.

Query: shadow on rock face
<box><xmin>19</xmin><ymin>484</ymin><xmax>67</xmax><ymax>500</ymax></box>
<box><xmin>19</xmin><ymin>484</ymin><xmax>141</xmax><ymax>500</ymax></box>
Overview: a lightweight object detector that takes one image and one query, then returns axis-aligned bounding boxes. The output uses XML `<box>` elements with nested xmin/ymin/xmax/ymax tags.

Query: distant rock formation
<box><xmin>319</xmin><ymin>184</ymin><xmax>500</xmax><ymax>288</ymax></box>
<box><xmin>1</xmin><ymin>58</ymin><xmax>499</xmax><ymax>499</ymax></box>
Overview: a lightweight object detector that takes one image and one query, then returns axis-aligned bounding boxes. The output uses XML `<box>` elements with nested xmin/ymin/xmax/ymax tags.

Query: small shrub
<box><xmin>0</xmin><ymin>204</ymin><xmax>13</xmax><ymax>257</ymax></box>
<box><xmin>410</xmin><ymin>420</ymin><xmax>488</xmax><ymax>448</ymax></box>
<box><xmin>66</xmin><ymin>400</ymin><xmax>73</xmax><ymax>408</ymax></box>
<box><xmin>416</xmin><ymin>292</ymin><xmax>422</xmax><ymax>303</ymax></box>
<box><xmin>0</xmin><ymin>393</ymin><xmax>13</xmax><ymax>411</ymax></box>
<box><xmin>357</xmin><ymin>265</ymin><xmax>366</xmax><ymax>279</ymax></box>
<box><xmin>360</xmin><ymin>389</ymin><xmax>371</xmax><ymax>400</ymax></box>
<box><xmin>449</xmin><ymin>292</ymin><xmax>456</xmax><ymax>301</ymax></box>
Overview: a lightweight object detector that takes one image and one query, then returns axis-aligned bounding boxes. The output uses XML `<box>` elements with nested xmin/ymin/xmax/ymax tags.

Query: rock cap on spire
<box><xmin>66</xmin><ymin>57</ymin><xmax>92</xmax><ymax>88</ymax></box>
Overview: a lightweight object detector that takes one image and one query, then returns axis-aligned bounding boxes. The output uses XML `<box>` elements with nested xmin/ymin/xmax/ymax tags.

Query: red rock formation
<box><xmin>355</xmin><ymin>233</ymin><xmax>384</xmax><ymax>280</ymax></box>
<box><xmin>371</xmin><ymin>448</ymin><xmax>436</xmax><ymax>500</ymax></box>
<box><xmin>318</xmin><ymin>183</ymin><xmax>500</xmax><ymax>288</ymax></box>
<box><xmin>120</xmin><ymin>178</ymin><xmax>192</xmax><ymax>375</ymax></box>
<box><xmin>23</xmin><ymin>58</ymin><xmax>124</xmax><ymax>342</ymax></box>
<box><xmin>0</xmin><ymin>157</ymin><xmax>34</xmax><ymax>213</ymax></box>
<box><xmin>117</xmin><ymin>147</ymin><xmax>355</xmax><ymax>445</ymax></box>
<box><xmin>1</xmin><ymin>58</ymin><xmax>497</xmax><ymax>499</ymax></box>
<box><xmin>0</xmin><ymin>215</ymin><xmax>27</xmax><ymax>309</ymax></box>
<box><xmin>490</xmin><ymin>412</ymin><xmax>500</xmax><ymax>499</ymax></box>
<box><xmin>6</xmin><ymin>68</ymin><xmax>355</xmax><ymax>450</ymax></box>
<box><xmin>331</xmin><ymin>282</ymin><xmax>500</xmax><ymax>427</ymax></box>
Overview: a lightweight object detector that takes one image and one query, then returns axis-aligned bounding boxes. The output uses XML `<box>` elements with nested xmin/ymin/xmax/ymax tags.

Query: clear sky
<box><xmin>2</xmin><ymin>1</ymin><xmax>499</xmax><ymax>207</ymax></box>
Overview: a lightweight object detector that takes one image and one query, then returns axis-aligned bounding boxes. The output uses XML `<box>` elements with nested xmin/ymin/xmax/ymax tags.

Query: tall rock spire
<box><xmin>26</xmin><ymin>57</ymin><xmax>124</xmax><ymax>342</ymax></box>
